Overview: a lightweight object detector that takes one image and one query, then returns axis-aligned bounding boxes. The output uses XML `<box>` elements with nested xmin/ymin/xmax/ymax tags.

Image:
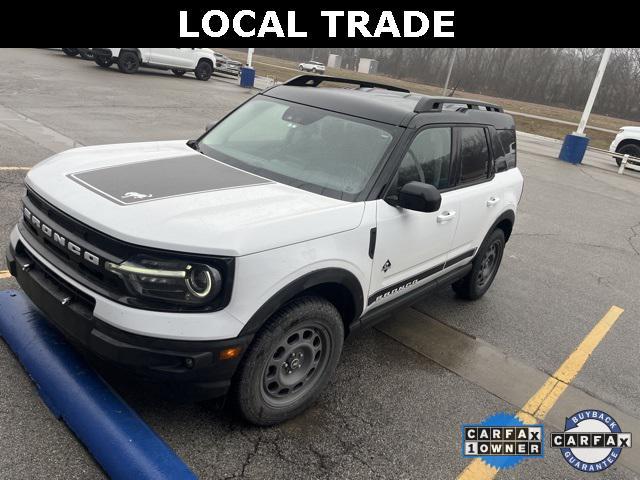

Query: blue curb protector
<box><xmin>0</xmin><ymin>290</ymin><xmax>197</xmax><ymax>480</ymax></box>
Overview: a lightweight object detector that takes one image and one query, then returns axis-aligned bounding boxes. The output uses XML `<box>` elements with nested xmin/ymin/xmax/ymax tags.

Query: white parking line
<box><xmin>0</xmin><ymin>166</ymin><xmax>30</xmax><ymax>171</ymax></box>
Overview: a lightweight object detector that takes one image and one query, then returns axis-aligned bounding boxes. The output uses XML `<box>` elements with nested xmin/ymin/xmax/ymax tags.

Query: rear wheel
<box><xmin>233</xmin><ymin>296</ymin><xmax>344</xmax><ymax>426</ymax></box>
<box><xmin>94</xmin><ymin>56</ymin><xmax>113</xmax><ymax>68</ymax></box>
<box><xmin>452</xmin><ymin>228</ymin><xmax>505</xmax><ymax>300</ymax></box>
<box><xmin>172</xmin><ymin>69</ymin><xmax>186</xmax><ymax>77</ymax></box>
<box><xmin>615</xmin><ymin>143</ymin><xmax>640</xmax><ymax>166</ymax></box>
<box><xmin>79</xmin><ymin>50</ymin><xmax>94</xmax><ymax>60</ymax></box>
<box><xmin>117</xmin><ymin>51</ymin><xmax>140</xmax><ymax>74</ymax></box>
<box><xmin>194</xmin><ymin>61</ymin><xmax>213</xmax><ymax>81</ymax></box>
<box><xmin>62</xmin><ymin>48</ymin><xmax>79</xmax><ymax>57</ymax></box>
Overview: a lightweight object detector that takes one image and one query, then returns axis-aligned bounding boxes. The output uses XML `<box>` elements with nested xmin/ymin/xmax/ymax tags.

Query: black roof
<box><xmin>262</xmin><ymin>76</ymin><xmax>515</xmax><ymax>130</ymax></box>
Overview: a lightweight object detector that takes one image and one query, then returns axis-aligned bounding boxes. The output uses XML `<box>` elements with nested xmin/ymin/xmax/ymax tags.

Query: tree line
<box><xmin>253</xmin><ymin>48</ymin><xmax>640</xmax><ymax>121</ymax></box>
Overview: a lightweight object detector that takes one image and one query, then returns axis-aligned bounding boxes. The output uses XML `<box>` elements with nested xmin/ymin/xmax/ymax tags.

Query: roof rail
<box><xmin>284</xmin><ymin>74</ymin><xmax>410</xmax><ymax>93</ymax></box>
<box><xmin>414</xmin><ymin>97</ymin><xmax>503</xmax><ymax>113</ymax></box>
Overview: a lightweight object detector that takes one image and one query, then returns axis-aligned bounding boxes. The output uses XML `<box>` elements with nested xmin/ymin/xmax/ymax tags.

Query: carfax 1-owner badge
<box><xmin>462</xmin><ymin>412</ymin><xmax>544</xmax><ymax>469</ymax></box>
<box><xmin>551</xmin><ymin>409</ymin><xmax>632</xmax><ymax>472</ymax></box>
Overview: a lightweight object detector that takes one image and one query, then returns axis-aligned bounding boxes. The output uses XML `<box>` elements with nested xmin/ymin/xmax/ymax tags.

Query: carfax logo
<box><xmin>551</xmin><ymin>409</ymin><xmax>632</xmax><ymax>473</ymax></box>
<box><xmin>462</xmin><ymin>412</ymin><xmax>544</xmax><ymax>469</ymax></box>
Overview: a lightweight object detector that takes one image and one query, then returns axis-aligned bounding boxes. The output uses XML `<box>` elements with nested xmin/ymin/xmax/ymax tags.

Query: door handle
<box><xmin>437</xmin><ymin>211</ymin><xmax>457</xmax><ymax>223</ymax></box>
<box><xmin>486</xmin><ymin>196</ymin><xmax>500</xmax><ymax>207</ymax></box>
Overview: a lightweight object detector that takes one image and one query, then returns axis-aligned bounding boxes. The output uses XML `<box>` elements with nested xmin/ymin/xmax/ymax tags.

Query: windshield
<box><xmin>199</xmin><ymin>97</ymin><xmax>398</xmax><ymax>200</ymax></box>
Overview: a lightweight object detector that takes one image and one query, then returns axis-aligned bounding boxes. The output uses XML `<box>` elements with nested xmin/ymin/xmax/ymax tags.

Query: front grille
<box><xmin>22</xmin><ymin>189</ymin><xmax>127</xmax><ymax>300</ymax></box>
<box><xmin>20</xmin><ymin>187</ymin><xmax>235</xmax><ymax>312</ymax></box>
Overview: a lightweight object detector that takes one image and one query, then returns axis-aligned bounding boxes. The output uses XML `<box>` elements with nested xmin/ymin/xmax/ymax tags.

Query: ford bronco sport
<box><xmin>6</xmin><ymin>75</ymin><xmax>523</xmax><ymax>425</ymax></box>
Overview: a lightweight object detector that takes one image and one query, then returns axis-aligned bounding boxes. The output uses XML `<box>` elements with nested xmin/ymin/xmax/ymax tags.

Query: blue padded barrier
<box><xmin>0</xmin><ymin>290</ymin><xmax>197</xmax><ymax>480</ymax></box>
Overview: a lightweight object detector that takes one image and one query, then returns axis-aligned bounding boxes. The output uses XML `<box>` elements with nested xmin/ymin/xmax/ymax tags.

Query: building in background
<box><xmin>358</xmin><ymin>58</ymin><xmax>378</xmax><ymax>74</ymax></box>
<box><xmin>327</xmin><ymin>53</ymin><xmax>342</xmax><ymax>69</ymax></box>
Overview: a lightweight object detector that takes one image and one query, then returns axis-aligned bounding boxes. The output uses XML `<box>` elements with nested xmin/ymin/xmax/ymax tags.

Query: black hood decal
<box><xmin>68</xmin><ymin>154</ymin><xmax>272</xmax><ymax>205</ymax></box>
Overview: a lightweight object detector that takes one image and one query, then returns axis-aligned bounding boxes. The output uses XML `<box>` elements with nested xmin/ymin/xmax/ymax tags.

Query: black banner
<box><xmin>3</xmin><ymin>2</ymin><xmax>634</xmax><ymax>45</ymax></box>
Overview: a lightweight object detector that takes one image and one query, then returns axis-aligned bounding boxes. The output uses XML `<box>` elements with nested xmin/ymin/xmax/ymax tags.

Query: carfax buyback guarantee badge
<box><xmin>551</xmin><ymin>409</ymin><xmax>632</xmax><ymax>472</ymax></box>
<box><xmin>462</xmin><ymin>412</ymin><xmax>544</xmax><ymax>469</ymax></box>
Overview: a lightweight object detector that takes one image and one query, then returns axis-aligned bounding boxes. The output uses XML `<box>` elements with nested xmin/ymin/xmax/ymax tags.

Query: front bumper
<box><xmin>6</xmin><ymin>233</ymin><xmax>253</xmax><ymax>400</ymax></box>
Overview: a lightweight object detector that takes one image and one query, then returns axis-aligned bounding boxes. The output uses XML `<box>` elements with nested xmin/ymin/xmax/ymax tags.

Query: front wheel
<box><xmin>117</xmin><ymin>51</ymin><xmax>140</xmax><ymax>74</ymax></box>
<box><xmin>172</xmin><ymin>69</ymin><xmax>186</xmax><ymax>77</ymax></box>
<box><xmin>452</xmin><ymin>228</ymin><xmax>505</xmax><ymax>300</ymax></box>
<box><xmin>194</xmin><ymin>61</ymin><xmax>213</xmax><ymax>81</ymax></box>
<box><xmin>616</xmin><ymin>144</ymin><xmax>640</xmax><ymax>166</ymax></box>
<box><xmin>62</xmin><ymin>48</ymin><xmax>79</xmax><ymax>57</ymax></box>
<box><xmin>233</xmin><ymin>296</ymin><xmax>344</xmax><ymax>426</ymax></box>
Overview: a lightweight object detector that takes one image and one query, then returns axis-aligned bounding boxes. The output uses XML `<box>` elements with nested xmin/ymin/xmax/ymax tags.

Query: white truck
<box><xmin>92</xmin><ymin>48</ymin><xmax>217</xmax><ymax>81</ymax></box>
<box><xmin>7</xmin><ymin>75</ymin><xmax>523</xmax><ymax>425</ymax></box>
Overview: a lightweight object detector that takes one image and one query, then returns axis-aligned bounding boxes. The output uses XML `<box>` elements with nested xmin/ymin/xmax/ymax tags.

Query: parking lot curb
<box><xmin>0</xmin><ymin>290</ymin><xmax>197</xmax><ymax>480</ymax></box>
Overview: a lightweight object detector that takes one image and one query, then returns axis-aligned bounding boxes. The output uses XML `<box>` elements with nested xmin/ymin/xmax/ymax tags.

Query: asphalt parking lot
<box><xmin>1</xmin><ymin>49</ymin><xmax>639</xmax><ymax>479</ymax></box>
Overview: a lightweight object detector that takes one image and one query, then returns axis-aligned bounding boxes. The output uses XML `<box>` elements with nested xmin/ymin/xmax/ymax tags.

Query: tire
<box><xmin>94</xmin><ymin>56</ymin><xmax>113</xmax><ymax>68</ymax></box>
<box><xmin>117</xmin><ymin>51</ymin><xmax>140</xmax><ymax>74</ymax></box>
<box><xmin>79</xmin><ymin>50</ymin><xmax>94</xmax><ymax>61</ymax></box>
<box><xmin>452</xmin><ymin>228</ymin><xmax>505</xmax><ymax>300</ymax></box>
<box><xmin>62</xmin><ymin>48</ymin><xmax>79</xmax><ymax>57</ymax></box>
<box><xmin>172</xmin><ymin>69</ymin><xmax>186</xmax><ymax>77</ymax></box>
<box><xmin>194</xmin><ymin>61</ymin><xmax>213</xmax><ymax>81</ymax></box>
<box><xmin>616</xmin><ymin>143</ymin><xmax>640</xmax><ymax>166</ymax></box>
<box><xmin>233</xmin><ymin>296</ymin><xmax>344</xmax><ymax>426</ymax></box>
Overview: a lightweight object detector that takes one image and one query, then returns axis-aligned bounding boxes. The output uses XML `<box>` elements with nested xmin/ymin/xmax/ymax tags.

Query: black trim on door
<box><xmin>444</xmin><ymin>248</ymin><xmax>476</xmax><ymax>268</ymax></box>
<box><xmin>354</xmin><ymin>263</ymin><xmax>473</xmax><ymax>332</ymax></box>
<box><xmin>367</xmin><ymin>248</ymin><xmax>475</xmax><ymax>306</ymax></box>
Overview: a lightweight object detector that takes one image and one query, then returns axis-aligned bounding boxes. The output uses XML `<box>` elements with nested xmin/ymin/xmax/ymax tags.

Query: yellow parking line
<box><xmin>457</xmin><ymin>305</ymin><xmax>625</xmax><ymax>480</ymax></box>
<box><xmin>0</xmin><ymin>270</ymin><xmax>11</xmax><ymax>279</ymax></box>
<box><xmin>0</xmin><ymin>166</ymin><xmax>30</xmax><ymax>171</ymax></box>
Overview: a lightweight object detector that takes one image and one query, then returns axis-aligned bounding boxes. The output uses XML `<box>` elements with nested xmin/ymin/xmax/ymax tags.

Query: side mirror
<box><xmin>205</xmin><ymin>120</ymin><xmax>218</xmax><ymax>132</ymax></box>
<box><xmin>397</xmin><ymin>181</ymin><xmax>441</xmax><ymax>213</ymax></box>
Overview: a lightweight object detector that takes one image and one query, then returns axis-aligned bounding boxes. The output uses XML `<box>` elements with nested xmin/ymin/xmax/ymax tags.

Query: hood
<box><xmin>621</xmin><ymin>126</ymin><xmax>640</xmax><ymax>134</ymax></box>
<box><xmin>26</xmin><ymin>141</ymin><xmax>365</xmax><ymax>256</ymax></box>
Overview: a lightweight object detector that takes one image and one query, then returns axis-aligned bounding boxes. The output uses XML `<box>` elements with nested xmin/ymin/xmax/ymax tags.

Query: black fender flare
<box><xmin>489</xmin><ymin>209</ymin><xmax>515</xmax><ymax>242</ymax></box>
<box><xmin>239</xmin><ymin>268</ymin><xmax>364</xmax><ymax>336</ymax></box>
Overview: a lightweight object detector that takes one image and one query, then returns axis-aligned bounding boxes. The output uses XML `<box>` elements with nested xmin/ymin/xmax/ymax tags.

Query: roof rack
<box><xmin>414</xmin><ymin>97</ymin><xmax>503</xmax><ymax>113</ymax></box>
<box><xmin>284</xmin><ymin>75</ymin><xmax>410</xmax><ymax>93</ymax></box>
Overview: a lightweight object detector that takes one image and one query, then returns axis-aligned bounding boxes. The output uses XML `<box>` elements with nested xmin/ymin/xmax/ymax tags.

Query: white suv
<box><xmin>91</xmin><ymin>48</ymin><xmax>217</xmax><ymax>81</ymax></box>
<box><xmin>6</xmin><ymin>75</ymin><xmax>523</xmax><ymax>425</ymax></box>
<box><xmin>610</xmin><ymin>126</ymin><xmax>640</xmax><ymax>166</ymax></box>
<box><xmin>299</xmin><ymin>60</ymin><xmax>326</xmax><ymax>74</ymax></box>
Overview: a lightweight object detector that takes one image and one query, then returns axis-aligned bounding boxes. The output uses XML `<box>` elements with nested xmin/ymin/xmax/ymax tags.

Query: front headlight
<box><xmin>106</xmin><ymin>255</ymin><xmax>222</xmax><ymax>306</ymax></box>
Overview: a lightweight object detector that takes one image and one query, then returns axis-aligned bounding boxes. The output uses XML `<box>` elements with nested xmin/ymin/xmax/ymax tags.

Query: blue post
<box><xmin>0</xmin><ymin>291</ymin><xmax>197</xmax><ymax>480</ymax></box>
<box><xmin>559</xmin><ymin>133</ymin><xmax>590</xmax><ymax>164</ymax></box>
<box><xmin>239</xmin><ymin>66</ymin><xmax>255</xmax><ymax>88</ymax></box>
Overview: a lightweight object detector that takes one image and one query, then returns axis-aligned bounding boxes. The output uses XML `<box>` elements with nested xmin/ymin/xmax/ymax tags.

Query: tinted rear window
<box><xmin>497</xmin><ymin>129</ymin><xmax>516</xmax><ymax>169</ymax></box>
<box><xmin>459</xmin><ymin>127</ymin><xmax>490</xmax><ymax>183</ymax></box>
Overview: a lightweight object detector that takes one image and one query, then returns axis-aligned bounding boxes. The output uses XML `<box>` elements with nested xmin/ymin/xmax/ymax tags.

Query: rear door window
<box><xmin>497</xmin><ymin>129</ymin><xmax>517</xmax><ymax>169</ymax></box>
<box><xmin>458</xmin><ymin>127</ymin><xmax>491</xmax><ymax>184</ymax></box>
